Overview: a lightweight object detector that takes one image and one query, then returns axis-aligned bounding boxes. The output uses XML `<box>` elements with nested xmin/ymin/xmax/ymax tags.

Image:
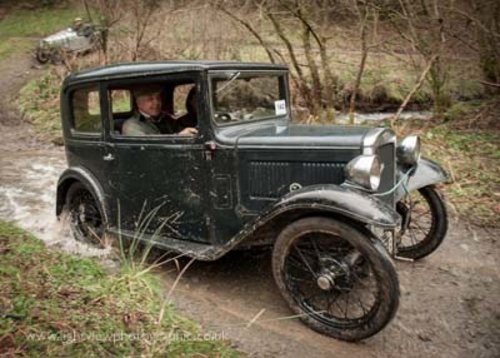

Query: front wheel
<box><xmin>35</xmin><ymin>48</ymin><xmax>50</xmax><ymax>64</ymax></box>
<box><xmin>272</xmin><ymin>217</ymin><xmax>399</xmax><ymax>341</ymax></box>
<box><xmin>396</xmin><ymin>186</ymin><xmax>448</xmax><ymax>260</ymax></box>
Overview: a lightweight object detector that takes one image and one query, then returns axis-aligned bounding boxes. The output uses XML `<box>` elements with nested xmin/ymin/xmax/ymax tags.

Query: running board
<box><xmin>107</xmin><ymin>228</ymin><xmax>227</xmax><ymax>261</ymax></box>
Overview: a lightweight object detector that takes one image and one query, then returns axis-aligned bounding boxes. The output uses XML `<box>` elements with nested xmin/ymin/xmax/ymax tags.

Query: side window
<box><xmin>71</xmin><ymin>86</ymin><xmax>101</xmax><ymax>134</ymax></box>
<box><xmin>173</xmin><ymin>83</ymin><xmax>196</xmax><ymax>117</ymax></box>
<box><xmin>111</xmin><ymin>79</ymin><xmax>198</xmax><ymax>137</ymax></box>
<box><xmin>111</xmin><ymin>90</ymin><xmax>132</xmax><ymax>114</ymax></box>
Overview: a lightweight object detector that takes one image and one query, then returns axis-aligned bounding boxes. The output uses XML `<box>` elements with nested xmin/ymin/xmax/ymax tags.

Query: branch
<box><xmin>447</xmin><ymin>6</ymin><xmax>500</xmax><ymax>39</ymax></box>
<box><xmin>215</xmin><ymin>5</ymin><xmax>276</xmax><ymax>63</ymax></box>
<box><xmin>267</xmin><ymin>12</ymin><xmax>303</xmax><ymax>79</ymax></box>
<box><xmin>479</xmin><ymin>80</ymin><xmax>500</xmax><ymax>88</ymax></box>
<box><xmin>391</xmin><ymin>53</ymin><xmax>439</xmax><ymax>127</ymax></box>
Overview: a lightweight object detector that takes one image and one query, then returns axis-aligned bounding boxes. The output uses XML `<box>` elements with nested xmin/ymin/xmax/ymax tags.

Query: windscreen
<box><xmin>211</xmin><ymin>73</ymin><xmax>287</xmax><ymax>124</ymax></box>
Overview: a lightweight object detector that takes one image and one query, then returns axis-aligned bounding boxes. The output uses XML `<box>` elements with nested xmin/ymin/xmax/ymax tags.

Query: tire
<box><xmin>396</xmin><ymin>186</ymin><xmax>448</xmax><ymax>260</ymax></box>
<box><xmin>65</xmin><ymin>182</ymin><xmax>106</xmax><ymax>247</ymax></box>
<box><xmin>272</xmin><ymin>217</ymin><xmax>400</xmax><ymax>341</ymax></box>
<box><xmin>35</xmin><ymin>48</ymin><xmax>50</xmax><ymax>64</ymax></box>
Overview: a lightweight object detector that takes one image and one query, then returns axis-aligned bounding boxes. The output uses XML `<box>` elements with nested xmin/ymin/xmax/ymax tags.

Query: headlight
<box><xmin>345</xmin><ymin>155</ymin><xmax>382</xmax><ymax>191</ymax></box>
<box><xmin>397</xmin><ymin>135</ymin><xmax>421</xmax><ymax>165</ymax></box>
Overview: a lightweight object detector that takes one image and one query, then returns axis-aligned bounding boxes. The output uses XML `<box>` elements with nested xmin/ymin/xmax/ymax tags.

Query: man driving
<box><xmin>122</xmin><ymin>86</ymin><xmax>198</xmax><ymax>136</ymax></box>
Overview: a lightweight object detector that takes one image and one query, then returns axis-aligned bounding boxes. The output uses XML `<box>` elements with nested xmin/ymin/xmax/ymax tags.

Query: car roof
<box><xmin>64</xmin><ymin>60</ymin><xmax>288</xmax><ymax>86</ymax></box>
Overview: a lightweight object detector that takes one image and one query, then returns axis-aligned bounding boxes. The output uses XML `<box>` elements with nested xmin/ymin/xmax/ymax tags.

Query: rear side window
<box><xmin>71</xmin><ymin>86</ymin><xmax>101</xmax><ymax>133</ymax></box>
<box><xmin>111</xmin><ymin>89</ymin><xmax>132</xmax><ymax>114</ymax></box>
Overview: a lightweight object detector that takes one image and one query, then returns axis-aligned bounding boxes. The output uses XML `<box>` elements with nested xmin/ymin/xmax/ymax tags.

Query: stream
<box><xmin>0</xmin><ymin>122</ymin><xmax>109</xmax><ymax>256</ymax></box>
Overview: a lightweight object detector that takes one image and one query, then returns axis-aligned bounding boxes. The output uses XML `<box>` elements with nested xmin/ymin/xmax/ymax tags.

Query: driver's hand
<box><xmin>178</xmin><ymin>127</ymin><xmax>198</xmax><ymax>136</ymax></box>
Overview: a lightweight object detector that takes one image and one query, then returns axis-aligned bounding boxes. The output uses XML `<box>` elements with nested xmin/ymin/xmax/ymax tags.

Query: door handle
<box><xmin>103</xmin><ymin>153</ymin><xmax>115</xmax><ymax>161</ymax></box>
<box><xmin>204</xmin><ymin>141</ymin><xmax>216</xmax><ymax>161</ymax></box>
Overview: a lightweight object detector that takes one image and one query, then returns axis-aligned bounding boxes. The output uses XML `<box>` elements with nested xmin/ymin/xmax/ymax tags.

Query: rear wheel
<box><xmin>396</xmin><ymin>186</ymin><xmax>448</xmax><ymax>260</ymax></box>
<box><xmin>272</xmin><ymin>217</ymin><xmax>399</xmax><ymax>341</ymax></box>
<box><xmin>65</xmin><ymin>182</ymin><xmax>105</xmax><ymax>247</ymax></box>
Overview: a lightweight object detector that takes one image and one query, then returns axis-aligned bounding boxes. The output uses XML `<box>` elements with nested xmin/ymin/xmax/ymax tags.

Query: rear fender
<box><xmin>56</xmin><ymin>167</ymin><xmax>109</xmax><ymax>223</ymax></box>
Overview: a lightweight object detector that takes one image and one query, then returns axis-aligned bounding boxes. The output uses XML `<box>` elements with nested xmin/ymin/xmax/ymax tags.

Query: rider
<box><xmin>73</xmin><ymin>17</ymin><xmax>93</xmax><ymax>37</ymax></box>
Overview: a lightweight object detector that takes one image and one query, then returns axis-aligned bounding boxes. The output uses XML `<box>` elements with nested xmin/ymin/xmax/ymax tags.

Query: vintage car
<box><xmin>36</xmin><ymin>22</ymin><xmax>100</xmax><ymax>64</ymax></box>
<box><xmin>56</xmin><ymin>61</ymin><xmax>449</xmax><ymax>341</ymax></box>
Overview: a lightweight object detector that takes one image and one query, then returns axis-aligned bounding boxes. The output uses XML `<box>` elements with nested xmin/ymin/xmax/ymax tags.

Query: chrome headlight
<box><xmin>397</xmin><ymin>135</ymin><xmax>421</xmax><ymax>166</ymax></box>
<box><xmin>345</xmin><ymin>155</ymin><xmax>382</xmax><ymax>191</ymax></box>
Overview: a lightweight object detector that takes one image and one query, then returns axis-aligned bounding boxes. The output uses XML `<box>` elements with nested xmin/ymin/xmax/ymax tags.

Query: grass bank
<box><xmin>0</xmin><ymin>221</ymin><xmax>236</xmax><ymax>357</ymax></box>
<box><xmin>0</xmin><ymin>7</ymin><xmax>81</xmax><ymax>62</ymax></box>
<box><xmin>18</xmin><ymin>71</ymin><xmax>63</xmax><ymax>144</ymax></box>
<box><xmin>0</xmin><ymin>8</ymin><xmax>81</xmax><ymax>38</ymax></box>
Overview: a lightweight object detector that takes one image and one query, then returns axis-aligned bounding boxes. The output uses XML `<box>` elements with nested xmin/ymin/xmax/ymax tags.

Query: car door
<box><xmin>108</xmin><ymin>135</ymin><xmax>209</xmax><ymax>243</ymax></box>
<box><xmin>103</xmin><ymin>79</ymin><xmax>210</xmax><ymax>244</ymax></box>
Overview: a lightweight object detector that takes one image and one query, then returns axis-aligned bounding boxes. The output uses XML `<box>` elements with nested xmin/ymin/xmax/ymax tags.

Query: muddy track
<box><xmin>0</xmin><ymin>51</ymin><xmax>499</xmax><ymax>357</ymax></box>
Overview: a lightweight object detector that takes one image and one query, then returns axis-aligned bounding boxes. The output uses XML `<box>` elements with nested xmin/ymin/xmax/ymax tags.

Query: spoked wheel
<box><xmin>272</xmin><ymin>217</ymin><xmax>399</xmax><ymax>341</ymax></box>
<box><xmin>66</xmin><ymin>182</ymin><xmax>105</xmax><ymax>247</ymax></box>
<box><xmin>396</xmin><ymin>186</ymin><xmax>448</xmax><ymax>260</ymax></box>
<box><xmin>35</xmin><ymin>48</ymin><xmax>50</xmax><ymax>64</ymax></box>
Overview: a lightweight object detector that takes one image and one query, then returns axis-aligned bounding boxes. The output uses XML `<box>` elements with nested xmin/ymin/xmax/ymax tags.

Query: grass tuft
<box><xmin>0</xmin><ymin>221</ymin><xmax>237</xmax><ymax>357</ymax></box>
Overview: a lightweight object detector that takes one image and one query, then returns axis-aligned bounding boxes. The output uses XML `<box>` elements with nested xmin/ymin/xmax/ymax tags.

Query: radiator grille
<box><xmin>248</xmin><ymin>161</ymin><xmax>346</xmax><ymax>198</ymax></box>
<box><xmin>376</xmin><ymin>143</ymin><xmax>396</xmax><ymax>205</ymax></box>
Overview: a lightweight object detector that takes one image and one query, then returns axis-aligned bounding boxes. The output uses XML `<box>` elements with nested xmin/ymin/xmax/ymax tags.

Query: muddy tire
<box><xmin>272</xmin><ymin>217</ymin><xmax>399</xmax><ymax>341</ymax></box>
<box><xmin>66</xmin><ymin>182</ymin><xmax>105</xmax><ymax>247</ymax></box>
<box><xmin>396</xmin><ymin>186</ymin><xmax>448</xmax><ymax>260</ymax></box>
<box><xmin>35</xmin><ymin>48</ymin><xmax>50</xmax><ymax>64</ymax></box>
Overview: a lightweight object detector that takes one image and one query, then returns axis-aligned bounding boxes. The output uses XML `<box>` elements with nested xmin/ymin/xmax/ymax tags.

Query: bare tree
<box><xmin>127</xmin><ymin>0</ymin><xmax>161</xmax><ymax>61</ymax></box>
<box><xmin>378</xmin><ymin>0</ymin><xmax>450</xmax><ymax>118</ymax></box>
<box><xmin>83</xmin><ymin>0</ymin><xmax>122</xmax><ymax>64</ymax></box>
<box><xmin>83</xmin><ymin>0</ymin><xmax>163</xmax><ymax>63</ymax></box>
<box><xmin>459</xmin><ymin>1</ymin><xmax>500</xmax><ymax>94</ymax></box>
<box><xmin>349</xmin><ymin>1</ymin><xmax>382</xmax><ymax>124</ymax></box>
<box><xmin>213</xmin><ymin>0</ymin><xmax>338</xmax><ymax>122</ymax></box>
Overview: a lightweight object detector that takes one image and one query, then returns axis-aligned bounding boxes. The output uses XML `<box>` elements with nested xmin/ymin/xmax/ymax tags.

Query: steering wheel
<box><xmin>217</xmin><ymin>113</ymin><xmax>232</xmax><ymax>123</ymax></box>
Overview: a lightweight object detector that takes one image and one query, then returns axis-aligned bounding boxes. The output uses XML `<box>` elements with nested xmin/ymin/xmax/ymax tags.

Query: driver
<box><xmin>73</xmin><ymin>17</ymin><xmax>93</xmax><ymax>37</ymax></box>
<box><xmin>122</xmin><ymin>86</ymin><xmax>198</xmax><ymax>136</ymax></box>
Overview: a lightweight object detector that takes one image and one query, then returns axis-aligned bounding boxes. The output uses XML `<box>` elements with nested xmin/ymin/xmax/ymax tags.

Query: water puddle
<box><xmin>0</xmin><ymin>146</ymin><xmax>109</xmax><ymax>257</ymax></box>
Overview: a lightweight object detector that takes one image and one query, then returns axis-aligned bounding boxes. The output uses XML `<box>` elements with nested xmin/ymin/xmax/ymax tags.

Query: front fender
<box><xmin>56</xmin><ymin>166</ymin><xmax>109</xmax><ymax>223</ymax></box>
<box><xmin>395</xmin><ymin>157</ymin><xmax>450</xmax><ymax>201</ymax></box>
<box><xmin>261</xmin><ymin>184</ymin><xmax>401</xmax><ymax>229</ymax></box>
<box><xmin>194</xmin><ymin>184</ymin><xmax>400</xmax><ymax>261</ymax></box>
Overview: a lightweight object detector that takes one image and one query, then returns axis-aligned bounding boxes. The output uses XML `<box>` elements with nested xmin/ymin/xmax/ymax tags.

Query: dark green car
<box><xmin>56</xmin><ymin>61</ymin><xmax>449</xmax><ymax>341</ymax></box>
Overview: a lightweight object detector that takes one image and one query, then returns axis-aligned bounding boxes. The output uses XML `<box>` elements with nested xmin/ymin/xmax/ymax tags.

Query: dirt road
<box><xmin>0</xmin><ymin>50</ymin><xmax>499</xmax><ymax>357</ymax></box>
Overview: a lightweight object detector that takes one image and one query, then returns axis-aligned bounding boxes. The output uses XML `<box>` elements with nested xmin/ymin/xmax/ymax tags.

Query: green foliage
<box><xmin>0</xmin><ymin>8</ymin><xmax>80</xmax><ymax>38</ymax></box>
<box><xmin>419</xmin><ymin>126</ymin><xmax>500</xmax><ymax>227</ymax></box>
<box><xmin>0</xmin><ymin>221</ymin><xmax>237</xmax><ymax>356</ymax></box>
<box><xmin>18</xmin><ymin>72</ymin><xmax>63</xmax><ymax>144</ymax></box>
<box><xmin>444</xmin><ymin>101</ymin><xmax>482</xmax><ymax>121</ymax></box>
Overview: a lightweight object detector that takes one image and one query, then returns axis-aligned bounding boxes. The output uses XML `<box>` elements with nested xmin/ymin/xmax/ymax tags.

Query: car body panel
<box><xmin>395</xmin><ymin>157</ymin><xmax>450</xmax><ymax>201</ymax></box>
<box><xmin>57</xmin><ymin>61</ymin><xmax>447</xmax><ymax>261</ymax></box>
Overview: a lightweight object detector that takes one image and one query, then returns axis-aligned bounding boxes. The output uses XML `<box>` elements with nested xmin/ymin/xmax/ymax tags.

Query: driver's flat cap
<box><xmin>132</xmin><ymin>85</ymin><xmax>162</xmax><ymax>98</ymax></box>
